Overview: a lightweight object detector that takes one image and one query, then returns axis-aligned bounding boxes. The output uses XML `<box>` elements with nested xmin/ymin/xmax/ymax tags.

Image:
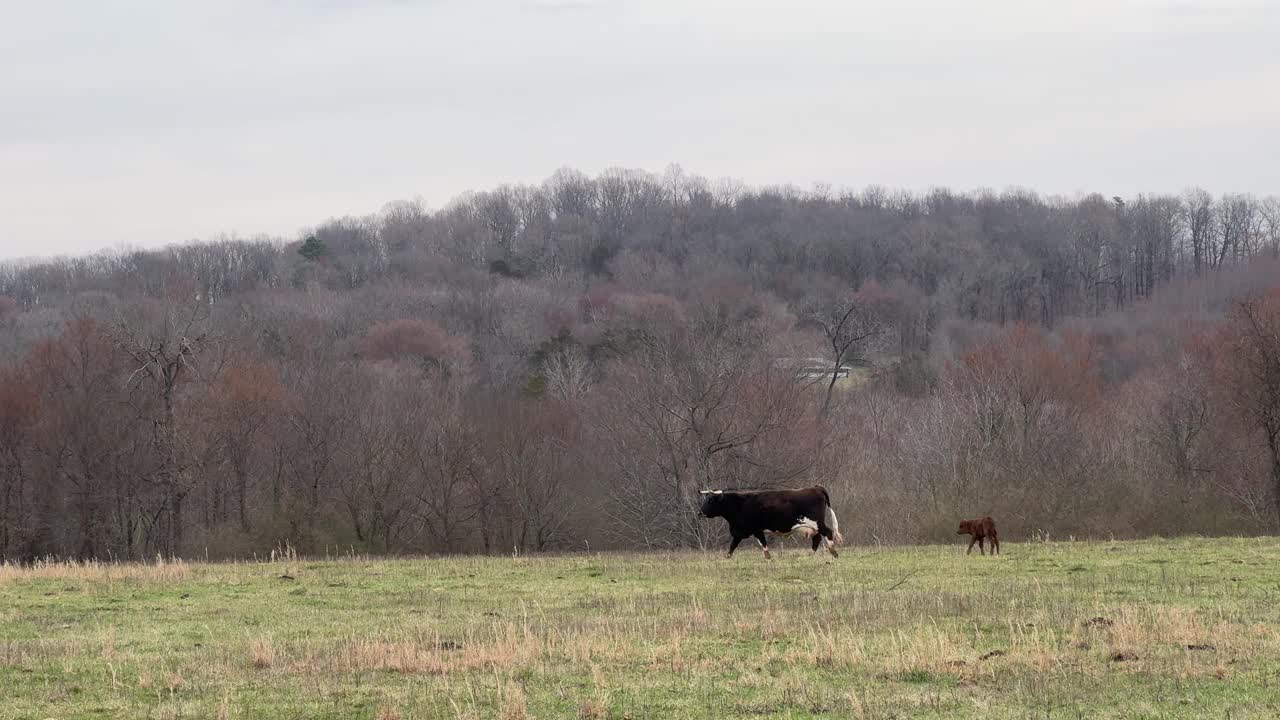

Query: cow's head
<box><xmin>957</xmin><ymin>520</ymin><xmax>973</xmax><ymax>535</ymax></box>
<box><xmin>699</xmin><ymin>489</ymin><xmax>726</xmax><ymax>518</ymax></box>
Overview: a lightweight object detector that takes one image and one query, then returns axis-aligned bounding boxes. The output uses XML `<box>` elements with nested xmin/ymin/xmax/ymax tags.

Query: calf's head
<box><xmin>957</xmin><ymin>520</ymin><xmax>974</xmax><ymax>535</ymax></box>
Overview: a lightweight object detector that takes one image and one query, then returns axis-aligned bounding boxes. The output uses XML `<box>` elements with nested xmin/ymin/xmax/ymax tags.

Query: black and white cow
<box><xmin>698</xmin><ymin>486</ymin><xmax>844</xmax><ymax>559</ymax></box>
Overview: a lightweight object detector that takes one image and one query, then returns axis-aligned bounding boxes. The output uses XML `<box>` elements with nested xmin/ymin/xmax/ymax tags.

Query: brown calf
<box><xmin>957</xmin><ymin>516</ymin><xmax>999</xmax><ymax>555</ymax></box>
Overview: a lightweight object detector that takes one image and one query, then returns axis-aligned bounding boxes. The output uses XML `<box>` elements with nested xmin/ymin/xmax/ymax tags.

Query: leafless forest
<box><xmin>2</xmin><ymin>168</ymin><xmax>1279</xmax><ymax>561</ymax></box>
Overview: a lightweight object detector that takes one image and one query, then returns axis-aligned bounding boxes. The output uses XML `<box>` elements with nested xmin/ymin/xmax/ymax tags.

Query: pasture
<box><xmin>2</xmin><ymin>538</ymin><xmax>1279</xmax><ymax>719</ymax></box>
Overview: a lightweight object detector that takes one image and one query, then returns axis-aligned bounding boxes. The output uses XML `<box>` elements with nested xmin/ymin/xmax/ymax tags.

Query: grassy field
<box><xmin>2</xmin><ymin>538</ymin><xmax>1280</xmax><ymax>719</ymax></box>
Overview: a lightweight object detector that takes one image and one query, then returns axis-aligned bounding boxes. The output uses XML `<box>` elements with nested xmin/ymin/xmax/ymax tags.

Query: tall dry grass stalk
<box><xmin>250</xmin><ymin>636</ymin><xmax>277</xmax><ymax>670</ymax></box>
<box><xmin>0</xmin><ymin>556</ymin><xmax>190</xmax><ymax>584</ymax></box>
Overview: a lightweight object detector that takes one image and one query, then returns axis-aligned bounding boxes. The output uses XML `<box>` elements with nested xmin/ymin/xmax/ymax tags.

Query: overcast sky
<box><xmin>2</xmin><ymin>0</ymin><xmax>1277</xmax><ymax>259</ymax></box>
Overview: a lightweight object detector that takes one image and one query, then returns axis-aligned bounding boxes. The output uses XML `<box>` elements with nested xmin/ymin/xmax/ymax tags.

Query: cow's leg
<box><xmin>727</xmin><ymin>535</ymin><xmax>744</xmax><ymax>558</ymax></box>
<box><xmin>754</xmin><ymin>531</ymin><xmax>771</xmax><ymax>559</ymax></box>
<box><xmin>812</xmin><ymin>527</ymin><xmax>839</xmax><ymax>558</ymax></box>
<box><xmin>991</xmin><ymin>534</ymin><xmax>1000</xmax><ymax>555</ymax></box>
<box><xmin>815</xmin><ymin>520</ymin><xmax>839</xmax><ymax>558</ymax></box>
<box><xmin>978</xmin><ymin>537</ymin><xmax>985</xmax><ymax>556</ymax></box>
<box><xmin>808</xmin><ymin>517</ymin><xmax>839</xmax><ymax>558</ymax></box>
<box><xmin>967</xmin><ymin>537</ymin><xmax>978</xmax><ymax>555</ymax></box>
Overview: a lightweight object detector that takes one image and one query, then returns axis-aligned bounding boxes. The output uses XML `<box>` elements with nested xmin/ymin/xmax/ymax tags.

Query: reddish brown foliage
<box><xmin>26</xmin><ymin>318</ymin><xmax>115</xmax><ymax>388</ymax></box>
<box><xmin>950</xmin><ymin>323</ymin><xmax>1100</xmax><ymax>407</ymax></box>
<box><xmin>358</xmin><ymin>318</ymin><xmax>468</xmax><ymax>365</ymax></box>
<box><xmin>611</xmin><ymin>292</ymin><xmax>682</xmax><ymax>322</ymax></box>
<box><xmin>0</xmin><ymin>367</ymin><xmax>38</xmax><ymax>442</ymax></box>
<box><xmin>578</xmin><ymin>283</ymin><xmax>622</xmax><ymax>317</ymax></box>
<box><xmin>213</xmin><ymin>362</ymin><xmax>285</xmax><ymax>415</ymax></box>
<box><xmin>853</xmin><ymin>278</ymin><xmax>897</xmax><ymax>307</ymax></box>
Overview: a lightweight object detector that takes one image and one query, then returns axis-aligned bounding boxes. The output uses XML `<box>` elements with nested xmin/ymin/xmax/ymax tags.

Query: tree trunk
<box><xmin>236</xmin><ymin>462</ymin><xmax>250</xmax><ymax>532</ymax></box>
<box><xmin>171</xmin><ymin>493</ymin><xmax>184</xmax><ymax>556</ymax></box>
<box><xmin>1268</xmin><ymin>431</ymin><xmax>1280</xmax><ymax>529</ymax></box>
<box><xmin>820</xmin><ymin>370</ymin><xmax>839</xmax><ymax>418</ymax></box>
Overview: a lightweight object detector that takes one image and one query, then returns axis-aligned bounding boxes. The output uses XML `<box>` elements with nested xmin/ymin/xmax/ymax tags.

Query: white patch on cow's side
<box><xmin>791</xmin><ymin>517</ymin><xmax>819</xmax><ymax>538</ymax></box>
<box><xmin>770</xmin><ymin>517</ymin><xmax>819</xmax><ymax>541</ymax></box>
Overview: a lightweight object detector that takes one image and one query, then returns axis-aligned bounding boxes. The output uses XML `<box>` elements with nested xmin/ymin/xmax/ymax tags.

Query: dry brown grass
<box><xmin>0</xmin><ymin>556</ymin><xmax>191</xmax><ymax>584</ymax></box>
<box><xmin>498</xmin><ymin>682</ymin><xmax>530</xmax><ymax>720</ymax></box>
<box><xmin>250</xmin><ymin>636</ymin><xmax>276</xmax><ymax>670</ymax></box>
<box><xmin>333</xmin><ymin>624</ymin><xmax>546</xmax><ymax>676</ymax></box>
<box><xmin>577</xmin><ymin>698</ymin><xmax>607</xmax><ymax>719</ymax></box>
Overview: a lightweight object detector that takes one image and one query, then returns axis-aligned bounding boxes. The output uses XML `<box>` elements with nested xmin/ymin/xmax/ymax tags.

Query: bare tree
<box><xmin>1182</xmin><ymin>189</ymin><xmax>1215</xmax><ymax>275</ymax></box>
<box><xmin>336</xmin><ymin>371</ymin><xmax>414</xmax><ymax>552</ymax></box>
<box><xmin>401</xmin><ymin>380</ymin><xmax>481</xmax><ymax>553</ymax></box>
<box><xmin>1216</xmin><ymin>293</ymin><xmax>1280</xmax><ymax>525</ymax></box>
<box><xmin>209</xmin><ymin>360</ymin><xmax>282</xmax><ymax>531</ymax></box>
<box><xmin>0</xmin><ymin>365</ymin><xmax>36</xmax><ymax>559</ymax></box>
<box><xmin>543</xmin><ymin>343</ymin><xmax>592</xmax><ymax>401</ymax></box>
<box><xmin>805</xmin><ymin>292</ymin><xmax>890</xmax><ymax>417</ymax></box>
<box><xmin>112</xmin><ymin>289</ymin><xmax>215</xmax><ymax>555</ymax></box>
<box><xmin>482</xmin><ymin>396</ymin><xmax>577</xmax><ymax>552</ymax></box>
<box><xmin>593</xmin><ymin>305</ymin><xmax>815</xmax><ymax>547</ymax></box>
<box><xmin>274</xmin><ymin>364</ymin><xmax>350</xmax><ymax>550</ymax></box>
<box><xmin>1260</xmin><ymin>197</ymin><xmax>1280</xmax><ymax>258</ymax></box>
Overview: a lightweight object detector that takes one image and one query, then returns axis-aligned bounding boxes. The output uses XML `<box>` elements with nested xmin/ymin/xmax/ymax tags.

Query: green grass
<box><xmin>3</xmin><ymin>537</ymin><xmax>1280</xmax><ymax>719</ymax></box>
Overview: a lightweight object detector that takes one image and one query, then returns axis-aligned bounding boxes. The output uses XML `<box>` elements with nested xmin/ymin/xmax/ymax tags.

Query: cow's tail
<box><xmin>823</xmin><ymin>503</ymin><xmax>843</xmax><ymax>546</ymax></box>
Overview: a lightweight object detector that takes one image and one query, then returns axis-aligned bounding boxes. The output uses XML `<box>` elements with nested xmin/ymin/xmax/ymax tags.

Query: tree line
<box><xmin>1</xmin><ymin>167</ymin><xmax>1278</xmax><ymax>560</ymax></box>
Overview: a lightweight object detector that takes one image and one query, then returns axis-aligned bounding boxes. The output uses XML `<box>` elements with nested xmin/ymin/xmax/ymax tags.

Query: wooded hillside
<box><xmin>2</xmin><ymin>167</ymin><xmax>1279</xmax><ymax>560</ymax></box>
